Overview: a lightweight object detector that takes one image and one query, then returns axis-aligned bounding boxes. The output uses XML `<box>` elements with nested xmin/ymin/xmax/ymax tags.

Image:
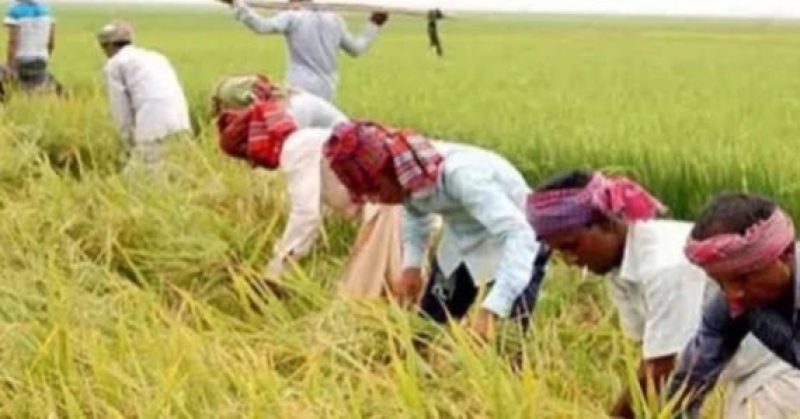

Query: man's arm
<box><xmin>5</xmin><ymin>25</ymin><xmax>18</xmax><ymax>67</ymax></box>
<box><xmin>611</xmin><ymin>267</ymin><xmax>706</xmax><ymax>418</ymax></box>
<box><xmin>611</xmin><ymin>355</ymin><xmax>677</xmax><ymax>419</ymax></box>
<box><xmin>266</xmin><ymin>137</ymin><xmax>324</xmax><ymax>278</ymax></box>
<box><xmin>666</xmin><ymin>292</ymin><xmax>749</xmax><ymax>416</ymax></box>
<box><xmin>401</xmin><ymin>204</ymin><xmax>436</xmax><ymax>272</ymax></box>
<box><xmin>338</xmin><ymin>14</ymin><xmax>385</xmax><ymax>57</ymax></box>
<box><xmin>47</xmin><ymin>23</ymin><xmax>55</xmax><ymax>56</ymax></box>
<box><xmin>229</xmin><ymin>0</ymin><xmax>295</xmax><ymax>35</ymax></box>
<box><xmin>445</xmin><ymin>167</ymin><xmax>542</xmax><ymax>318</ymax></box>
<box><xmin>104</xmin><ymin>64</ymin><xmax>135</xmax><ymax>142</ymax></box>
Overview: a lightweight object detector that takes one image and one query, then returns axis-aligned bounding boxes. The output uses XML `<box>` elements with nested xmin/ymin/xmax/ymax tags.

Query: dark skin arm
<box><xmin>6</xmin><ymin>26</ymin><xmax>19</xmax><ymax>67</ymax></box>
<box><xmin>47</xmin><ymin>23</ymin><xmax>55</xmax><ymax>56</ymax></box>
<box><xmin>610</xmin><ymin>355</ymin><xmax>677</xmax><ymax>419</ymax></box>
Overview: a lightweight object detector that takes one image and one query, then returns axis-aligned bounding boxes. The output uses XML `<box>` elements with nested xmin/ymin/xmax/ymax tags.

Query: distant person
<box><xmin>1</xmin><ymin>0</ymin><xmax>62</xmax><ymax>101</ymax></box>
<box><xmin>668</xmin><ymin>192</ymin><xmax>800</xmax><ymax>418</ymax></box>
<box><xmin>96</xmin><ymin>21</ymin><xmax>192</xmax><ymax>174</ymax></box>
<box><xmin>217</xmin><ymin>0</ymin><xmax>388</xmax><ymax>103</ymax></box>
<box><xmin>527</xmin><ymin>171</ymin><xmax>800</xmax><ymax>419</ymax></box>
<box><xmin>427</xmin><ymin>8</ymin><xmax>444</xmax><ymax>57</ymax></box>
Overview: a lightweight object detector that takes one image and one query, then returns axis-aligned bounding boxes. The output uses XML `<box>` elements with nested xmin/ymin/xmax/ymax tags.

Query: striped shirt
<box><xmin>668</xmin><ymin>247</ymin><xmax>800</xmax><ymax>415</ymax></box>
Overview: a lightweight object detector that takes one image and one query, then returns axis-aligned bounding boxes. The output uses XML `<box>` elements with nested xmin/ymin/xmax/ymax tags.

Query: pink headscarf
<box><xmin>527</xmin><ymin>172</ymin><xmax>666</xmax><ymax>237</ymax></box>
<box><xmin>684</xmin><ymin>208</ymin><xmax>795</xmax><ymax>276</ymax></box>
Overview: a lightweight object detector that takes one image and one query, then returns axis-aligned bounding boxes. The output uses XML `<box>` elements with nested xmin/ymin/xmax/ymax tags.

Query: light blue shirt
<box><xmin>402</xmin><ymin>142</ymin><xmax>544</xmax><ymax>318</ymax></box>
<box><xmin>231</xmin><ymin>0</ymin><xmax>380</xmax><ymax>102</ymax></box>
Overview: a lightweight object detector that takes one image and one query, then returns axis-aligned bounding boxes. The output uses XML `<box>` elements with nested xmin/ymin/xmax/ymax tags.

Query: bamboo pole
<box><xmin>244</xmin><ymin>1</ymin><xmax>435</xmax><ymax>16</ymax></box>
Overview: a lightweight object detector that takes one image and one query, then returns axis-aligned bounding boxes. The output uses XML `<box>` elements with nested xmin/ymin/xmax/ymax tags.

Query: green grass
<box><xmin>1</xmin><ymin>5</ymin><xmax>797</xmax><ymax>417</ymax></box>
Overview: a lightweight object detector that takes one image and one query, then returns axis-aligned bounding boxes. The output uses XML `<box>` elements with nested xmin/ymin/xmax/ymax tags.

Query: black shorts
<box><xmin>419</xmin><ymin>246</ymin><xmax>550</xmax><ymax>331</ymax></box>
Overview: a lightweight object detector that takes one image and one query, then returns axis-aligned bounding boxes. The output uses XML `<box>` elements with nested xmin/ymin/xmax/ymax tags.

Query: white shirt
<box><xmin>262</xmin><ymin>92</ymin><xmax>350</xmax><ymax>276</ymax></box>
<box><xmin>613</xmin><ymin>219</ymin><xmax>796</xmax><ymax>402</ymax></box>
<box><xmin>267</xmin><ymin>127</ymin><xmax>363</xmax><ymax>276</ymax></box>
<box><xmin>231</xmin><ymin>0</ymin><xmax>380</xmax><ymax>102</ymax></box>
<box><xmin>4</xmin><ymin>1</ymin><xmax>53</xmax><ymax>61</ymax></box>
<box><xmin>103</xmin><ymin>45</ymin><xmax>191</xmax><ymax>145</ymax></box>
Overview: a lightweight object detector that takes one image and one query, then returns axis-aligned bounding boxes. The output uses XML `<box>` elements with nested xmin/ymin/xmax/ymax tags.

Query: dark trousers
<box><xmin>419</xmin><ymin>246</ymin><xmax>550</xmax><ymax>331</ymax></box>
<box><xmin>0</xmin><ymin>59</ymin><xmax>63</xmax><ymax>102</ymax></box>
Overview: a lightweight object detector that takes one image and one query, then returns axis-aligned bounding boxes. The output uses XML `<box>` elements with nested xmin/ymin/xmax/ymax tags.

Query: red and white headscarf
<box><xmin>216</xmin><ymin>75</ymin><xmax>297</xmax><ymax>169</ymax></box>
<box><xmin>323</xmin><ymin>120</ymin><xmax>443</xmax><ymax>203</ymax></box>
<box><xmin>684</xmin><ymin>208</ymin><xmax>795</xmax><ymax>275</ymax></box>
<box><xmin>527</xmin><ymin>171</ymin><xmax>666</xmax><ymax>237</ymax></box>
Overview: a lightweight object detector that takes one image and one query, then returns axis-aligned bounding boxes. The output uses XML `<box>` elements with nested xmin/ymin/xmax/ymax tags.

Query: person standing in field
<box><xmin>216</xmin><ymin>0</ymin><xmax>389</xmax><ymax>103</ymax></box>
<box><xmin>427</xmin><ymin>8</ymin><xmax>444</xmax><ymax>57</ymax></box>
<box><xmin>666</xmin><ymin>192</ymin><xmax>800</xmax><ymax>418</ymax></box>
<box><xmin>213</xmin><ymin>74</ymin><xmax>406</xmax><ymax>300</ymax></box>
<box><xmin>96</xmin><ymin>21</ymin><xmax>193</xmax><ymax>174</ymax></box>
<box><xmin>323</xmin><ymin>120</ymin><xmax>550</xmax><ymax>341</ymax></box>
<box><xmin>526</xmin><ymin>171</ymin><xmax>800</xmax><ymax>419</ymax></box>
<box><xmin>1</xmin><ymin>0</ymin><xmax>62</xmax><ymax>101</ymax></box>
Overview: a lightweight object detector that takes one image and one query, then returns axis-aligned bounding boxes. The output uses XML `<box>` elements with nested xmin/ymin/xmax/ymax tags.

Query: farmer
<box><xmin>96</xmin><ymin>21</ymin><xmax>192</xmax><ymax>174</ymax></box>
<box><xmin>1</xmin><ymin>0</ymin><xmax>62</xmax><ymax>101</ymax></box>
<box><xmin>213</xmin><ymin>74</ymin><xmax>405</xmax><ymax>299</ymax></box>
<box><xmin>526</xmin><ymin>171</ymin><xmax>800</xmax><ymax>419</ymax></box>
<box><xmin>667</xmin><ymin>192</ymin><xmax>800</xmax><ymax>418</ymax></box>
<box><xmin>217</xmin><ymin>0</ymin><xmax>389</xmax><ymax>102</ymax></box>
<box><xmin>427</xmin><ymin>8</ymin><xmax>444</xmax><ymax>57</ymax></box>
<box><xmin>323</xmin><ymin>120</ymin><xmax>550</xmax><ymax>341</ymax></box>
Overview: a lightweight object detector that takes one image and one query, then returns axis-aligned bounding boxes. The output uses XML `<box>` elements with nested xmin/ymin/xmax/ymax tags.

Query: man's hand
<box><xmin>469</xmin><ymin>308</ymin><xmax>499</xmax><ymax>343</ymax></box>
<box><xmin>392</xmin><ymin>268</ymin><xmax>423</xmax><ymax>307</ymax></box>
<box><xmin>370</xmin><ymin>12</ymin><xmax>389</xmax><ymax>26</ymax></box>
<box><xmin>609</xmin><ymin>393</ymin><xmax>635</xmax><ymax>419</ymax></box>
<box><xmin>216</xmin><ymin>0</ymin><xmax>235</xmax><ymax>6</ymax></box>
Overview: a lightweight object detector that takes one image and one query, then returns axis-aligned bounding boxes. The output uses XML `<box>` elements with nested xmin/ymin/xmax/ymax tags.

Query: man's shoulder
<box><xmin>621</xmin><ymin>219</ymin><xmax>699</xmax><ymax>281</ymax></box>
<box><xmin>6</xmin><ymin>1</ymin><xmax>51</xmax><ymax>20</ymax></box>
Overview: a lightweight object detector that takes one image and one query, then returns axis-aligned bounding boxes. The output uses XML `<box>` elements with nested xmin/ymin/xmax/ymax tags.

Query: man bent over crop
<box><xmin>667</xmin><ymin>192</ymin><xmax>800</xmax><ymax>418</ymax></box>
<box><xmin>323</xmin><ymin>120</ymin><xmax>550</xmax><ymax>342</ymax></box>
<box><xmin>527</xmin><ymin>171</ymin><xmax>800</xmax><ymax>419</ymax></box>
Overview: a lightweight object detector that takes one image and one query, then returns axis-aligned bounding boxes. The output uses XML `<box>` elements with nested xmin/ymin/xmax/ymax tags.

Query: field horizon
<box><xmin>1</xmin><ymin>6</ymin><xmax>798</xmax><ymax>418</ymax></box>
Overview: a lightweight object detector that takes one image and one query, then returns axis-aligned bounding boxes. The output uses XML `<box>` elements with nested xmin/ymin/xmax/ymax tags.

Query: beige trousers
<box><xmin>726</xmin><ymin>369</ymin><xmax>800</xmax><ymax>419</ymax></box>
<box><xmin>336</xmin><ymin>204</ymin><xmax>403</xmax><ymax>299</ymax></box>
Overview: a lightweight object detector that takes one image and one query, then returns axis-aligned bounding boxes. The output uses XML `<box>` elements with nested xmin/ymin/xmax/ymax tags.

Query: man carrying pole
<box><xmin>216</xmin><ymin>0</ymin><xmax>389</xmax><ymax>103</ymax></box>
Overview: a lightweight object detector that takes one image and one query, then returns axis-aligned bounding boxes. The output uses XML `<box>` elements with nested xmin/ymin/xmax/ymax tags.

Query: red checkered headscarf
<box><xmin>527</xmin><ymin>171</ymin><xmax>666</xmax><ymax>237</ymax></box>
<box><xmin>216</xmin><ymin>75</ymin><xmax>297</xmax><ymax>169</ymax></box>
<box><xmin>323</xmin><ymin>120</ymin><xmax>443</xmax><ymax>203</ymax></box>
<box><xmin>684</xmin><ymin>208</ymin><xmax>795</xmax><ymax>276</ymax></box>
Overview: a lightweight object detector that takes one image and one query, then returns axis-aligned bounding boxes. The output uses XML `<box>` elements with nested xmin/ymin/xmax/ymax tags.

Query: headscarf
<box><xmin>684</xmin><ymin>208</ymin><xmax>795</xmax><ymax>276</ymax></box>
<box><xmin>527</xmin><ymin>171</ymin><xmax>666</xmax><ymax>237</ymax></box>
<box><xmin>97</xmin><ymin>21</ymin><xmax>134</xmax><ymax>44</ymax></box>
<box><xmin>216</xmin><ymin>75</ymin><xmax>296</xmax><ymax>169</ymax></box>
<box><xmin>323</xmin><ymin>120</ymin><xmax>443</xmax><ymax>202</ymax></box>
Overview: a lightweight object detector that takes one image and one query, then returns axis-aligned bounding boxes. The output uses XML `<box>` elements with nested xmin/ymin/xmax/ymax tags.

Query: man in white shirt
<box><xmin>217</xmin><ymin>0</ymin><xmax>388</xmax><ymax>102</ymax></box>
<box><xmin>1</xmin><ymin>0</ymin><xmax>61</xmax><ymax>100</ymax></box>
<box><xmin>213</xmin><ymin>74</ymin><xmax>404</xmax><ymax>300</ymax></box>
<box><xmin>526</xmin><ymin>169</ymin><xmax>800</xmax><ymax>419</ymax></box>
<box><xmin>96</xmin><ymin>21</ymin><xmax>192</xmax><ymax>174</ymax></box>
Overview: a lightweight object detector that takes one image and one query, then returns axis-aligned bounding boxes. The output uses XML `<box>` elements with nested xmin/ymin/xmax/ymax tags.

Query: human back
<box><xmin>104</xmin><ymin>45</ymin><xmax>190</xmax><ymax>142</ymax></box>
<box><xmin>281</xmin><ymin>9</ymin><xmax>349</xmax><ymax>100</ymax></box>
